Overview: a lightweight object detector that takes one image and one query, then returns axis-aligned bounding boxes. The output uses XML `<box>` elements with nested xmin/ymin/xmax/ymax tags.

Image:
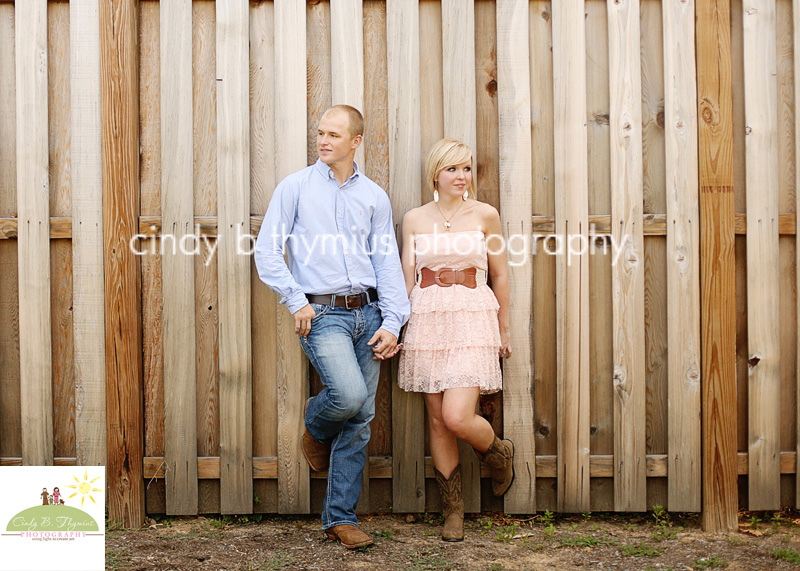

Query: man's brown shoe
<box><xmin>302</xmin><ymin>398</ymin><xmax>330</xmax><ymax>472</ymax></box>
<box><xmin>325</xmin><ymin>524</ymin><xmax>373</xmax><ymax>549</ymax></box>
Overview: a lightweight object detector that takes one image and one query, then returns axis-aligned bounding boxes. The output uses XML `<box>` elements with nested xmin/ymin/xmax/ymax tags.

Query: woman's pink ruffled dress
<box><xmin>398</xmin><ymin>230</ymin><xmax>502</xmax><ymax>394</ymax></box>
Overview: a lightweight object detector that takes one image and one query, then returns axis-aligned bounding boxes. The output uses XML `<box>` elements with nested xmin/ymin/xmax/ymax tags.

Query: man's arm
<box><xmin>254</xmin><ymin>178</ymin><xmax>308</xmax><ymax>314</ymax></box>
<box><xmin>367</xmin><ymin>192</ymin><xmax>411</xmax><ymax>358</ymax></box>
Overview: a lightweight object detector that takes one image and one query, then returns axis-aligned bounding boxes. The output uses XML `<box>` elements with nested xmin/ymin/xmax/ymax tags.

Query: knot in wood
<box><xmin>699</xmin><ymin>100</ymin><xmax>715</xmax><ymax>125</ymax></box>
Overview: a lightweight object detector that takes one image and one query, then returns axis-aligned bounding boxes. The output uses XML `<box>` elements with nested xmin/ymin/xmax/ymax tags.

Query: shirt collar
<box><xmin>314</xmin><ymin>158</ymin><xmax>360</xmax><ymax>183</ymax></box>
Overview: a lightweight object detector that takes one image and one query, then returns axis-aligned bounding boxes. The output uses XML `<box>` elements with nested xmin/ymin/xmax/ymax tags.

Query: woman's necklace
<box><xmin>435</xmin><ymin>200</ymin><xmax>464</xmax><ymax>231</ymax></box>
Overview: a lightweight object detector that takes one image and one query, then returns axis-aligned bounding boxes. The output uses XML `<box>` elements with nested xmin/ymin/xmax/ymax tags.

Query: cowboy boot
<box><xmin>434</xmin><ymin>464</ymin><xmax>464</xmax><ymax>542</ymax></box>
<box><xmin>475</xmin><ymin>436</ymin><xmax>515</xmax><ymax>496</ymax></box>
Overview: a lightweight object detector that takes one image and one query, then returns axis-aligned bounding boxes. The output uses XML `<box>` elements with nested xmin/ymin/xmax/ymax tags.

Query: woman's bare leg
<box><xmin>440</xmin><ymin>387</ymin><xmax>495</xmax><ymax>452</ymax></box>
<box><xmin>424</xmin><ymin>392</ymin><xmax>460</xmax><ymax>478</ymax></box>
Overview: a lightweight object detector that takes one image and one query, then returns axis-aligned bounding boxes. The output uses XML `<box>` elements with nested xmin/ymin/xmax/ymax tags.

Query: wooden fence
<box><xmin>0</xmin><ymin>0</ymin><xmax>797</xmax><ymax>531</ymax></box>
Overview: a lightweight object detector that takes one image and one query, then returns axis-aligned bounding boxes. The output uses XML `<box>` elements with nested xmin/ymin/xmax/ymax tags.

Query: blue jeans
<box><xmin>298</xmin><ymin>301</ymin><xmax>382</xmax><ymax>529</ymax></box>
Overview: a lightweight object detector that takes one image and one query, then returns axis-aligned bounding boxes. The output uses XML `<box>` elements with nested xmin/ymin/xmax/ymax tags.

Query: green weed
<box><xmin>621</xmin><ymin>542</ymin><xmax>662</xmax><ymax>557</ymax></box>
<box><xmin>692</xmin><ymin>555</ymin><xmax>728</xmax><ymax>569</ymax></box>
<box><xmin>407</xmin><ymin>547</ymin><xmax>455</xmax><ymax>571</ymax></box>
<box><xmin>260</xmin><ymin>551</ymin><xmax>295</xmax><ymax>571</ymax></box>
<box><xmin>495</xmin><ymin>523</ymin><xmax>520</xmax><ymax>542</ymax></box>
<box><xmin>105</xmin><ymin>547</ymin><xmax>132</xmax><ymax>570</ymax></box>
<box><xmin>773</xmin><ymin>548</ymin><xmax>800</xmax><ymax>564</ymax></box>
<box><xmin>374</xmin><ymin>529</ymin><xmax>394</xmax><ymax>539</ymax></box>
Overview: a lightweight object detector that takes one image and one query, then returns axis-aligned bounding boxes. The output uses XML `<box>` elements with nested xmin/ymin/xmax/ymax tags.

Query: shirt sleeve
<box><xmin>369</xmin><ymin>191</ymin><xmax>411</xmax><ymax>338</ymax></box>
<box><xmin>254</xmin><ymin>178</ymin><xmax>309</xmax><ymax>314</ymax></box>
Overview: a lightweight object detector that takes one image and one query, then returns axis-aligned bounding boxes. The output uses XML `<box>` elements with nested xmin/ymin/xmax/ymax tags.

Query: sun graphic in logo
<box><xmin>66</xmin><ymin>469</ymin><xmax>103</xmax><ymax>508</ymax></box>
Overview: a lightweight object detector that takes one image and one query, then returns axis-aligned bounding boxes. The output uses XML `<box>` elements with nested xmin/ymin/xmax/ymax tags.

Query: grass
<box><xmin>650</xmin><ymin>505</ymin><xmax>678</xmax><ymax>542</ymax></box>
<box><xmin>692</xmin><ymin>555</ymin><xmax>728</xmax><ymax>569</ymax></box>
<box><xmin>773</xmin><ymin>548</ymin><xmax>800</xmax><ymax>564</ymax></box>
<box><xmin>407</xmin><ymin>547</ymin><xmax>455</xmax><ymax>571</ymax></box>
<box><xmin>556</xmin><ymin>533</ymin><xmax>616</xmax><ymax>548</ymax></box>
<box><xmin>621</xmin><ymin>542</ymin><xmax>663</xmax><ymax>557</ymax></box>
<box><xmin>259</xmin><ymin>551</ymin><xmax>295</xmax><ymax>571</ymax></box>
<box><xmin>495</xmin><ymin>523</ymin><xmax>520</xmax><ymax>542</ymax></box>
<box><xmin>374</xmin><ymin>529</ymin><xmax>394</xmax><ymax>539</ymax></box>
<box><xmin>105</xmin><ymin>547</ymin><xmax>132</xmax><ymax>570</ymax></box>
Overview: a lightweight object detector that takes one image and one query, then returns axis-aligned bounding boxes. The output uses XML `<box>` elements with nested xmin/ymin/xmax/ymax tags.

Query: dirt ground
<box><xmin>106</xmin><ymin>510</ymin><xmax>800</xmax><ymax>570</ymax></box>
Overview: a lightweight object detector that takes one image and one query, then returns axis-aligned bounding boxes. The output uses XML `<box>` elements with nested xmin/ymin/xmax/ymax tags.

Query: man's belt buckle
<box><xmin>344</xmin><ymin>293</ymin><xmax>361</xmax><ymax>309</ymax></box>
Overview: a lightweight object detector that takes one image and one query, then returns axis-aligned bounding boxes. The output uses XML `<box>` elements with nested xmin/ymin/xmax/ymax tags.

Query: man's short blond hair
<box><xmin>425</xmin><ymin>138</ymin><xmax>476</xmax><ymax>199</ymax></box>
<box><xmin>325</xmin><ymin>104</ymin><xmax>364</xmax><ymax>137</ymax></box>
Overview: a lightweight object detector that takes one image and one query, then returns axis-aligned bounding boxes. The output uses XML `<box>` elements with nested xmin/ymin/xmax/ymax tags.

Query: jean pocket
<box><xmin>310</xmin><ymin>303</ymin><xmax>330</xmax><ymax>322</ymax></box>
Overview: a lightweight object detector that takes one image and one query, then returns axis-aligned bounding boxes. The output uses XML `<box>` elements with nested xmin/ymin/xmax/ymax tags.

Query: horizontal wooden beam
<box><xmin>132</xmin><ymin>452</ymin><xmax>798</xmax><ymax>480</ymax></box>
<box><xmin>0</xmin><ymin>217</ymin><xmax>71</xmax><ymax>239</ymax></box>
<box><xmin>1</xmin><ymin>213</ymin><xmax>797</xmax><ymax>240</ymax></box>
<box><xmin>4</xmin><ymin>451</ymin><xmax>791</xmax><ymax>480</ymax></box>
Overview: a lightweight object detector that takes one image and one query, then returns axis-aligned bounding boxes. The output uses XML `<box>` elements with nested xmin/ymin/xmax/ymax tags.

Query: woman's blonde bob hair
<box><xmin>425</xmin><ymin>138</ymin><xmax>476</xmax><ymax>199</ymax></box>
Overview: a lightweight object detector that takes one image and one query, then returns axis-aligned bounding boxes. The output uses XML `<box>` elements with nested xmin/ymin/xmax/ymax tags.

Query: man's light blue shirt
<box><xmin>254</xmin><ymin>159</ymin><xmax>410</xmax><ymax>338</ymax></box>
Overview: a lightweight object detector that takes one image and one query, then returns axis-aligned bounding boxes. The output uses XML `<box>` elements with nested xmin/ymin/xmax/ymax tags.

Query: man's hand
<box><xmin>367</xmin><ymin>328</ymin><xmax>400</xmax><ymax>360</ymax></box>
<box><xmin>294</xmin><ymin>304</ymin><xmax>316</xmax><ymax>337</ymax></box>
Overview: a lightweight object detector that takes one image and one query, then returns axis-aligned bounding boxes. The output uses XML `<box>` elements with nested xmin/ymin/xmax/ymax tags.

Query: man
<box><xmin>255</xmin><ymin>105</ymin><xmax>409</xmax><ymax>549</ymax></box>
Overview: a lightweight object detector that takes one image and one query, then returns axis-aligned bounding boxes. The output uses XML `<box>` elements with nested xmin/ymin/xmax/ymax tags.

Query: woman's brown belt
<box><xmin>418</xmin><ymin>267</ymin><xmax>484</xmax><ymax>288</ymax></box>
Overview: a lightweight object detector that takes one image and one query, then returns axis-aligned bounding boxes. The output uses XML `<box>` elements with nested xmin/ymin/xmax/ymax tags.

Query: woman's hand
<box><xmin>499</xmin><ymin>327</ymin><xmax>512</xmax><ymax>359</ymax></box>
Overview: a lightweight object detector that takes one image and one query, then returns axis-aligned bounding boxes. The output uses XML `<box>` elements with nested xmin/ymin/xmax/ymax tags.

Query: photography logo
<box><xmin>1</xmin><ymin>467</ymin><xmax>105</xmax><ymax>571</ymax></box>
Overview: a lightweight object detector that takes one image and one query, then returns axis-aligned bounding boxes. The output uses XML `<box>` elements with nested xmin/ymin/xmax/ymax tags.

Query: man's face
<box><xmin>316</xmin><ymin>111</ymin><xmax>361</xmax><ymax>166</ymax></box>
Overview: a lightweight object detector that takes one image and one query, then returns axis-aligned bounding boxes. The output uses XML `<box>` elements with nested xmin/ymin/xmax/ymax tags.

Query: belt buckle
<box><xmin>434</xmin><ymin>269</ymin><xmax>454</xmax><ymax>288</ymax></box>
<box><xmin>344</xmin><ymin>293</ymin><xmax>360</xmax><ymax>309</ymax></box>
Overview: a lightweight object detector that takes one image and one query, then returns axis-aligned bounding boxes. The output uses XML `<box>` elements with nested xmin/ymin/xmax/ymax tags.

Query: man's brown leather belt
<box><xmin>418</xmin><ymin>267</ymin><xmax>480</xmax><ymax>289</ymax></box>
<box><xmin>306</xmin><ymin>288</ymin><xmax>378</xmax><ymax>309</ymax></box>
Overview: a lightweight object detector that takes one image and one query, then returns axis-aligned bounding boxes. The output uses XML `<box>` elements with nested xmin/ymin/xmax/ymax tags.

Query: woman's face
<box><xmin>435</xmin><ymin>161</ymin><xmax>472</xmax><ymax>198</ymax></box>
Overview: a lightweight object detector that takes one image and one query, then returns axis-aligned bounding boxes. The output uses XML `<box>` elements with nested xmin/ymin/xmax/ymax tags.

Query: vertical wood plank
<box><xmin>474</xmin><ymin>0</ymin><xmax>499</xmax><ymax>211</ymax></box>
<box><xmin>48</xmin><ymin>2</ymin><xmax>75</xmax><ymax>460</ymax></box>
<box><xmin>607</xmin><ymin>0</ymin><xmax>646</xmax><ymax>511</ymax></box>
<box><xmin>441</xmin><ymin>0</ymin><xmax>476</xmax><ymax>156</ymax></box>
<box><xmin>388</xmin><ymin>0</ymin><xmax>425</xmax><ymax>513</ymax></box>
<box><xmin>794</xmin><ymin>0</ymin><xmax>800</xmax><ymax>511</ymax></box>
<box><xmin>139</xmin><ymin>2</ymin><xmax>165</xmax><ymax>476</ymax></box>
<box><xmin>306</xmin><ymin>0</ymin><xmax>331</xmax><ymax>164</ymax></box>
<box><xmin>552</xmin><ymin>0</ymin><xmax>591</xmax><ymax>512</ymax></box>
<box><xmin>732</xmin><ymin>3</ymin><xmax>752</xmax><ymax>482</ymax></box>
<box><xmin>161</xmin><ymin>0</ymin><xmax>198</xmax><ymax>515</ymax></box>
<box><xmin>71</xmin><ymin>0</ymin><xmax>106</xmax><ymax>468</ymax></box>
<box><xmin>330</xmin><ymin>0</ymin><xmax>364</xmax><ymax>169</ymax></box>
<box><xmin>640</xmin><ymin>0</ymin><xmax>669</xmax><ymax>508</ymax></box>
<box><xmin>419</xmin><ymin>0</ymin><xmax>444</xmax><ymax>204</ymax></box>
<box><xmin>530</xmin><ymin>3</ymin><xmax>557</xmax><ymax>498</ymax></box>
<box><xmin>16</xmin><ymin>0</ymin><xmax>52</xmax><ymax>468</ymax></box>
<box><xmin>743</xmin><ymin>0</ymin><xmax>781</xmax><ymax>511</ymax></box>
<box><xmin>0</xmin><ymin>3</ymin><xmax>21</xmax><ymax>459</ymax></box>
<box><xmin>697</xmin><ymin>0</ymin><xmax>738</xmax><ymax>531</ymax></box>
<box><xmin>776</xmin><ymin>0</ymin><xmax>796</xmax><ymax>506</ymax></box>
<box><xmin>585</xmin><ymin>0</ymin><xmax>613</xmax><ymax>511</ymax></box>
<box><xmin>217</xmin><ymin>0</ymin><xmax>253</xmax><ymax>515</ymax></box>
<box><xmin>441</xmin><ymin>0</ymin><xmax>480</xmax><ymax>511</ymax></box>
<box><xmin>251</xmin><ymin>0</ymin><xmax>278</xmax><ymax>513</ymax></box>
<box><xmin>100</xmin><ymin>0</ymin><xmax>144</xmax><ymax>527</ymax></box>
<box><xmin>496</xmin><ymin>0</ymin><xmax>535</xmax><ymax>513</ymax></box>
<box><xmin>274</xmin><ymin>0</ymin><xmax>309</xmax><ymax>514</ymax></box>
<box><xmin>194</xmin><ymin>1</ymin><xmax>219</xmax><ymax>514</ymax></box>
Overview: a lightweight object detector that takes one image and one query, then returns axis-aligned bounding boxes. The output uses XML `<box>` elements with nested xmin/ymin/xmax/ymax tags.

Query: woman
<box><xmin>397</xmin><ymin>138</ymin><xmax>514</xmax><ymax>542</ymax></box>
